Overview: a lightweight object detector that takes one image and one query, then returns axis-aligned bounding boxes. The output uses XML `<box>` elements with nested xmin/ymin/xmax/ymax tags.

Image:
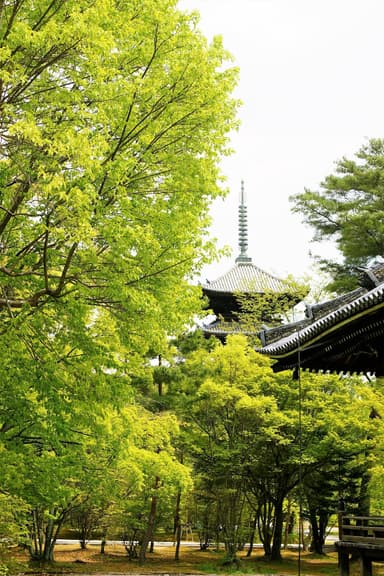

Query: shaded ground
<box><xmin>10</xmin><ymin>542</ymin><xmax>379</xmax><ymax>576</ymax></box>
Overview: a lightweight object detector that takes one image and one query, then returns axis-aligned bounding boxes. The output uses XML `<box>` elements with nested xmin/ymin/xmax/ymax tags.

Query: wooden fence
<box><xmin>337</xmin><ymin>514</ymin><xmax>384</xmax><ymax>576</ymax></box>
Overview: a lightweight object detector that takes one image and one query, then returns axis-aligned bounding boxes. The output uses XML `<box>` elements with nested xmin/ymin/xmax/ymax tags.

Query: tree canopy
<box><xmin>291</xmin><ymin>139</ymin><xmax>384</xmax><ymax>291</ymax></box>
<box><xmin>164</xmin><ymin>334</ymin><xmax>384</xmax><ymax>562</ymax></box>
<box><xmin>4</xmin><ymin>1</ymin><xmax>384</xmax><ymax>570</ymax></box>
<box><xmin>0</xmin><ymin>0</ymin><xmax>239</xmax><ymax>563</ymax></box>
<box><xmin>0</xmin><ymin>0</ymin><xmax>239</xmax><ymax>343</ymax></box>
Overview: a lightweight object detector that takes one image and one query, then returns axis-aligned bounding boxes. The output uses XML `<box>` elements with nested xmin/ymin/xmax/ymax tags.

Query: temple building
<box><xmin>258</xmin><ymin>261</ymin><xmax>384</xmax><ymax>376</ymax></box>
<box><xmin>200</xmin><ymin>185</ymin><xmax>384</xmax><ymax>377</ymax></box>
<box><xmin>201</xmin><ymin>182</ymin><xmax>304</xmax><ymax>341</ymax></box>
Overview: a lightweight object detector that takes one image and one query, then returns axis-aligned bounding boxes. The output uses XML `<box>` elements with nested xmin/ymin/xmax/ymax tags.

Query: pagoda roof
<box><xmin>200</xmin><ymin>181</ymin><xmax>306</xmax><ymax>342</ymax></box>
<box><xmin>257</xmin><ymin>262</ymin><xmax>384</xmax><ymax>376</ymax></box>
<box><xmin>201</xmin><ymin>319</ymin><xmax>255</xmax><ymax>341</ymax></box>
<box><xmin>202</xmin><ymin>261</ymin><xmax>289</xmax><ymax>295</ymax></box>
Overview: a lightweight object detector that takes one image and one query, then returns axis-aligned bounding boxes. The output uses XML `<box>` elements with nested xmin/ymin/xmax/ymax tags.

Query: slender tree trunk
<box><xmin>300</xmin><ymin>515</ymin><xmax>307</xmax><ymax>552</ymax></box>
<box><xmin>100</xmin><ymin>530</ymin><xmax>106</xmax><ymax>555</ymax></box>
<box><xmin>246</xmin><ymin>515</ymin><xmax>257</xmax><ymax>557</ymax></box>
<box><xmin>271</xmin><ymin>498</ymin><xmax>285</xmax><ymax>561</ymax></box>
<box><xmin>29</xmin><ymin>505</ymin><xmax>72</xmax><ymax>562</ymax></box>
<box><xmin>44</xmin><ymin>508</ymin><xmax>67</xmax><ymax>562</ymax></box>
<box><xmin>283</xmin><ymin>497</ymin><xmax>292</xmax><ymax>550</ymax></box>
<box><xmin>43</xmin><ymin>514</ymin><xmax>56</xmax><ymax>561</ymax></box>
<box><xmin>139</xmin><ymin>476</ymin><xmax>160</xmax><ymax>564</ymax></box>
<box><xmin>158</xmin><ymin>355</ymin><xmax>163</xmax><ymax>396</ymax></box>
<box><xmin>221</xmin><ymin>489</ymin><xmax>243</xmax><ymax>567</ymax></box>
<box><xmin>257</xmin><ymin>499</ymin><xmax>273</xmax><ymax>559</ymax></box>
<box><xmin>174</xmin><ymin>491</ymin><xmax>182</xmax><ymax>561</ymax></box>
<box><xmin>29</xmin><ymin>507</ymin><xmax>57</xmax><ymax>562</ymax></box>
<box><xmin>29</xmin><ymin>508</ymin><xmax>43</xmax><ymax>560</ymax></box>
<box><xmin>309</xmin><ymin>507</ymin><xmax>328</xmax><ymax>554</ymax></box>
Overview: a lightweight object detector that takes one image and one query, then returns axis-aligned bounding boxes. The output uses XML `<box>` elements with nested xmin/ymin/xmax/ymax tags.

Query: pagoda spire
<box><xmin>235</xmin><ymin>180</ymin><xmax>252</xmax><ymax>263</ymax></box>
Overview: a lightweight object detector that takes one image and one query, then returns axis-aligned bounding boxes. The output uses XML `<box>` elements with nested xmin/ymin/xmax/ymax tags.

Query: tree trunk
<box><xmin>29</xmin><ymin>507</ymin><xmax>58</xmax><ymax>562</ymax></box>
<box><xmin>257</xmin><ymin>499</ymin><xmax>273</xmax><ymax>559</ymax></box>
<box><xmin>283</xmin><ymin>497</ymin><xmax>292</xmax><ymax>550</ymax></box>
<box><xmin>174</xmin><ymin>491</ymin><xmax>182</xmax><ymax>561</ymax></box>
<box><xmin>80</xmin><ymin>539</ymin><xmax>87</xmax><ymax>550</ymax></box>
<box><xmin>309</xmin><ymin>508</ymin><xmax>328</xmax><ymax>554</ymax></box>
<box><xmin>222</xmin><ymin>519</ymin><xmax>240</xmax><ymax>567</ymax></box>
<box><xmin>139</xmin><ymin>476</ymin><xmax>159</xmax><ymax>564</ymax></box>
<box><xmin>29</xmin><ymin>508</ymin><xmax>43</xmax><ymax>560</ymax></box>
<box><xmin>270</xmin><ymin>498</ymin><xmax>284</xmax><ymax>561</ymax></box>
<box><xmin>220</xmin><ymin>488</ymin><xmax>243</xmax><ymax>567</ymax></box>
<box><xmin>246</xmin><ymin>515</ymin><xmax>257</xmax><ymax>557</ymax></box>
<box><xmin>43</xmin><ymin>515</ymin><xmax>56</xmax><ymax>561</ymax></box>
<box><xmin>100</xmin><ymin>526</ymin><xmax>107</xmax><ymax>554</ymax></box>
<box><xmin>28</xmin><ymin>504</ymin><xmax>72</xmax><ymax>562</ymax></box>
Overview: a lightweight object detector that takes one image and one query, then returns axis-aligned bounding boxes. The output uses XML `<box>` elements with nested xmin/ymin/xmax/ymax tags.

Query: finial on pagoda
<box><xmin>235</xmin><ymin>180</ymin><xmax>252</xmax><ymax>264</ymax></box>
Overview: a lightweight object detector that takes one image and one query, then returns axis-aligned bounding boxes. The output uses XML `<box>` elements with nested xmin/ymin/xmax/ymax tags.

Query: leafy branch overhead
<box><xmin>0</xmin><ymin>1</ymin><xmax>239</xmax><ymax>562</ymax></box>
<box><xmin>0</xmin><ymin>0</ymin><xmax>239</xmax><ymax>343</ymax></box>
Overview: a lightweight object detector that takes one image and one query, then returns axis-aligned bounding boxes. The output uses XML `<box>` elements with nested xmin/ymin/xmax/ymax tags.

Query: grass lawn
<box><xmin>7</xmin><ymin>542</ymin><xmax>384</xmax><ymax>576</ymax></box>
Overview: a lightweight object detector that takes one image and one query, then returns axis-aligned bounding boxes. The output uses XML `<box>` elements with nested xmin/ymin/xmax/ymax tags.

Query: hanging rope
<box><xmin>296</xmin><ymin>329</ymin><xmax>303</xmax><ymax>576</ymax></box>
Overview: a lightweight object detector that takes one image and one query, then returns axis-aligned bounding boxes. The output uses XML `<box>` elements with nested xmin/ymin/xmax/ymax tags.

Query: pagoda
<box><xmin>201</xmin><ymin>182</ymin><xmax>302</xmax><ymax>341</ymax></box>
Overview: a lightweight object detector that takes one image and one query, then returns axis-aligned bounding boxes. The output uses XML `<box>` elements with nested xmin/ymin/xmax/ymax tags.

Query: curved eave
<box><xmin>202</xmin><ymin>320</ymin><xmax>256</xmax><ymax>339</ymax></box>
<box><xmin>258</xmin><ymin>283</ymin><xmax>384</xmax><ymax>359</ymax></box>
<box><xmin>202</xmin><ymin>288</ymin><xmax>242</xmax><ymax>299</ymax></box>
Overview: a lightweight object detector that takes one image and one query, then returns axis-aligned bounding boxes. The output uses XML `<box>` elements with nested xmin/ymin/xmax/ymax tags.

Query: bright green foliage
<box><xmin>0</xmin><ymin>0</ymin><xmax>238</xmax><ymax>559</ymax></box>
<box><xmin>291</xmin><ymin>139</ymin><xmax>384</xmax><ymax>291</ymax></box>
<box><xmin>0</xmin><ymin>492</ymin><xmax>29</xmax><ymax>546</ymax></box>
<box><xmin>0</xmin><ymin>492</ymin><xmax>29</xmax><ymax>576</ymax></box>
<box><xmin>0</xmin><ymin>307</ymin><xmax>127</xmax><ymax>437</ymax></box>
<box><xmin>3</xmin><ymin>432</ymin><xmax>103</xmax><ymax>560</ymax></box>
<box><xmin>0</xmin><ymin>0</ymin><xmax>239</xmax><ymax>346</ymax></box>
<box><xmin>235</xmin><ymin>276</ymin><xmax>309</xmax><ymax>329</ymax></box>
<box><xmin>182</xmin><ymin>336</ymin><xmax>276</xmax><ymax>564</ymax></box>
<box><xmin>253</xmin><ymin>371</ymin><xmax>384</xmax><ymax>558</ymax></box>
<box><xmin>1</xmin><ymin>399</ymin><xmax>192</xmax><ymax>561</ymax></box>
<box><xmin>170</xmin><ymin>335</ymin><xmax>384</xmax><ymax>562</ymax></box>
<box><xmin>96</xmin><ymin>406</ymin><xmax>192</xmax><ymax>561</ymax></box>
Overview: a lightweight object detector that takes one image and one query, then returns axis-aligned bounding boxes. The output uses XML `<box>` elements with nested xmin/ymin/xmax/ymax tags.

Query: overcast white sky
<box><xmin>178</xmin><ymin>0</ymin><xmax>384</xmax><ymax>283</ymax></box>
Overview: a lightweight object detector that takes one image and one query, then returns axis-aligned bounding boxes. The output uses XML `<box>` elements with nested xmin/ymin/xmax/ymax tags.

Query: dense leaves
<box><xmin>0</xmin><ymin>0</ymin><xmax>239</xmax><ymax>342</ymax></box>
<box><xmin>0</xmin><ymin>0</ymin><xmax>238</xmax><ymax>562</ymax></box>
<box><xmin>2</xmin><ymin>1</ymin><xmax>384</xmax><ymax>568</ymax></box>
<box><xmin>291</xmin><ymin>139</ymin><xmax>384</xmax><ymax>291</ymax></box>
<box><xmin>167</xmin><ymin>335</ymin><xmax>384</xmax><ymax>561</ymax></box>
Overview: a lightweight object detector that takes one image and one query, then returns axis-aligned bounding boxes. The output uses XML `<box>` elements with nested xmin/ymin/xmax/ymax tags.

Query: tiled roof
<box><xmin>202</xmin><ymin>262</ymin><xmax>288</xmax><ymax>294</ymax></box>
<box><xmin>259</xmin><ymin>287</ymin><xmax>365</xmax><ymax>347</ymax></box>
<box><xmin>202</xmin><ymin>319</ymin><xmax>256</xmax><ymax>342</ymax></box>
<box><xmin>257</xmin><ymin>262</ymin><xmax>384</xmax><ymax>375</ymax></box>
<box><xmin>259</xmin><ymin>281</ymin><xmax>384</xmax><ymax>358</ymax></box>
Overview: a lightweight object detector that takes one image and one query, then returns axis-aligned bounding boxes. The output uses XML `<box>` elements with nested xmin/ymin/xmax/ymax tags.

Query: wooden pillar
<box><xmin>338</xmin><ymin>550</ymin><xmax>350</xmax><ymax>576</ymax></box>
<box><xmin>360</xmin><ymin>553</ymin><xmax>372</xmax><ymax>576</ymax></box>
<box><xmin>338</xmin><ymin>510</ymin><xmax>344</xmax><ymax>540</ymax></box>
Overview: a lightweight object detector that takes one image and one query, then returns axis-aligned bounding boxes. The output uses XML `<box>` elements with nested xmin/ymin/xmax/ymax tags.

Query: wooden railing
<box><xmin>339</xmin><ymin>514</ymin><xmax>384</xmax><ymax>545</ymax></box>
<box><xmin>337</xmin><ymin>514</ymin><xmax>384</xmax><ymax>575</ymax></box>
